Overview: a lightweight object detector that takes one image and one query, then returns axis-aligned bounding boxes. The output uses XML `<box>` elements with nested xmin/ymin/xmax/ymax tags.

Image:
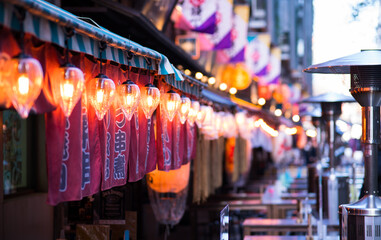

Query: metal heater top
<box><xmin>301</xmin><ymin>92</ymin><xmax>356</xmax><ymax>104</ymax></box>
<box><xmin>304</xmin><ymin>49</ymin><xmax>381</xmax><ymax>74</ymax></box>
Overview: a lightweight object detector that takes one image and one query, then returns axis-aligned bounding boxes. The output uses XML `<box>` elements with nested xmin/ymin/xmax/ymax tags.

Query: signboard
<box><xmin>99</xmin><ymin>187</ymin><xmax>125</xmax><ymax>225</ymax></box>
<box><xmin>220</xmin><ymin>204</ymin><xmax>229</xmax><ymax>240</ymax></box>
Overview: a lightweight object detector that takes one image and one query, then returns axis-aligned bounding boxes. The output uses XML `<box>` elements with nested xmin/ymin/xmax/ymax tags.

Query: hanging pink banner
<box><xmin>128</xmin><ymin>70</ymin><xmax>157</xmax><ymax>182</ymax></box>
<box><xmin>259</xmin><ymin>47</ymin><xmax>281</xmax><ymax>86</ymax></box>
<box><xmin>171</xmin><ymin>114</ymin><xmax>185</xmax><ymax>169</ymax></box>
<box><xmin>101</xmin><ymin>64</ymin><xmax>130</xmax><ymax>190</ymax></box>
<box><xmin>172</xmin><ymin>0</ymin><xmax>218</xmax><ymax>34</ymax></box>
<box><xmin>202</xmin><ymin>0</ymin><xmax>233</xmax><ymax>50</ymax></box>
<box><xmin>245</xmin><ymin>33</ymin><xmax>271</xmax><ymax>77</ymax></box>
<box><xmin>156</xmin><ymin>82</ymin><xmax>173</xmax><ymax>171</ymax></box>
<box><xmin>46</xmin><ymin>98</ymin><xmax>82</xmax><ymax>205</ymax></box>
<box><xmin>79</xmin><ymin>56</ymin><xmax>102</xmax><ymax>197</ymax></box>
<box><xmin>183</xmin><ymin>122</ymin><xmax>197</xmax><ymax>164</ymax></box>
<box><xmin>217</xmin><ymin>5</ymin><xmax>249</xmax><ymax>63</ymax></box>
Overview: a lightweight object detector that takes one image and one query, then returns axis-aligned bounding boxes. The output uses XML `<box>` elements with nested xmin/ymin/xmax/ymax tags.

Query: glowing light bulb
<box><xmin>184</xmin><ymin>69</ymin><xmax>191</xmax><ymax>75</ymax></box>
<box><xmin>208</xmin><ymin>77</ymin><xmax>216</xmax><ymax>85</ymax></box>
<box><xmin>147</xmin><ymin>95</ymin><xmax>153</xmax><ymax>107</ymax></box>
<box><xmin>229</xmin><ymin>87</ymin><xmax>237</xmax><ymax>95</ymax></box>
<box><xmin>87</xmin><ymin>74</ymin><xmax>115</xmax><ymax>120</ymax></box>
<box><xmin>51</xmin><ymin>64</ymin><xmax>85</xmax><ymax>117</ymax></box>
<box><xmin>258</xmin><ymin>98</ymin><xmax>266</xmax><ymax>106</ymax></box>
<box><xmin>96</xmin><ymin>89</ymin><xmax>104</xmax><ymax>103</ymax></box>
<box><xmin>195</xmin><ymin>72</ymin><xmax>203</xmax><ymax>80</ymax></box>
<box><xmin>187</xmin><ymin>100</ymin><xmax>200</xmax><ymax>126</ymax></box>
<box><xmin>8</xmin><ymin>55</ymin><xmax>43</xmax><ymax>118</ymax></box>
<box><xmin>195</xmin><ymin>105</ymin><xmax>208</xmax><ymax>127</ymax></box>
<box><xmin>140</xmin><ymin>83</ymin><xmax>160</xmax><ymax>119</ymax></box>
<box><xmin>62</xmin><ymin>81</ymin><xmax>74</xmax><ymax>99</ymax></box>
<box><xmin>179</xmin><ymin>96</ymin><xmax>191</xmax><ymax>124</ymax></box>
<box><xmin>161</xmin><ymin>90</ymin><xmax>181</xmax><ymax>122</ymax></box>
<box><xmin>219</xmin><ymin>83</ymin><xmax>227</xmax><ymax>91</ymax></box>
<box><xmin>306</xmin><ymin>129</ymin><xmax>317</xmax><ymax>138</ymax></box>
<box><xmin>274</xmin><ymin>109</ymin><xmax>282</xmax><ymax>117</ymax></box>
<box><xmin>167</xmin><ymin>101</ymin><xmax>175</xmax><ymax>111</ymax></box>
<box><xmin>117</xmin><ymin>80</ymin><xmax>140</xmax><ymax>120</ymax></box>
<box><xmin>292</xmin><ymin>114</ymin><xmax>300</xmax><ymax>122</ymax></box>
<box><xmin>126</xmin><ymin>95</ymin><xmax>133</xmax><ymax>105</ymax></box>
<box><xmin>17</xmin><ymin>75</ymin><xmax>29</xmax><ymax>95</ymax></box>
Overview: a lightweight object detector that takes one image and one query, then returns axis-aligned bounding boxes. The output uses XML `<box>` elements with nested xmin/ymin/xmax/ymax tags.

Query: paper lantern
<box><xmin>116</xmin><ymin>80</ymin><xmax>140</xmax><ymax>120</ymax></box>
<box><xmin>140</xmin><ymin>83</ymin><xmax>160</xmax><ymax>119</ymax></box>
<box><xmin>221</xmin><ymin>64</ymin><xmax>251</xmax><ymax>90</ymax></box>
<box><xmin>8</xmin><ymin>54</ymin><xmax>43</xmax><ymax>118</ymax></box>
<box><xmin>187</xmin><ymin>100</ymin><xmax>200</xmax><ymax>126</ymax></box>
<box><xmin>87</xmin><ymin>74</ymin><xmax>115</xmax><ymax>120</ymax></box>
<box><xmin>161</xmin><ymin>90</ymin><xmax>181</xmax><ymax>122</ymax></box>
<box><xmin>195</xmin><ymin>105</ymin><xmax>208</xmax><ymax>128</ymax></box>
<box><xmin>179</xmin><ymin>96</ymin><xmax>191</xmax><ymax>124</ymax></box>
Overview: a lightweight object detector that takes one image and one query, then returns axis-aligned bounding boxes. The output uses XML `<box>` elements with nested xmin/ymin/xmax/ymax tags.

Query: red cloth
<box><xmin>156</xmin><ymin>81</ymin><xmax>187</xmax><ymax>171</ymax></box>
<box><xmin>78</xmin><ymin>56</ymin><xmax>102</xmax><ymax>197</ymax></box>
<box><xmin>46</xmin><ymin>100</ymin><xmax>82</xmax><ymax>205</ymax></box>
<box><xmin>183</xmin><ymin>122</ymin><xmax>197</xmax><ymax>164</ymax></box>
<box><xmin>156</xmin><ymin>82</ymin><xmax>173</xmax><ymax>171</ymax></box>
<box><xmin>100</xmin><ymin>64</ymin><xmax>130</xmax><ymax>190</ymax></box>
<box><xmin>128</xmin><ymin>70</ymin><xmax>157</xmax><ymax>181</ymax></box>
<box><xmin>171</xmin><ymin>114</ymin><xmax>185</xmax><ymax>169</ymax></box>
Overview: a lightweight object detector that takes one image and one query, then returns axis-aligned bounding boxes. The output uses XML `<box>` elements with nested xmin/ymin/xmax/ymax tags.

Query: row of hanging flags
<box><xmin>172</xmin><ymin>0</ymin><xmax>281</xmax><ymax>87</ymax></box>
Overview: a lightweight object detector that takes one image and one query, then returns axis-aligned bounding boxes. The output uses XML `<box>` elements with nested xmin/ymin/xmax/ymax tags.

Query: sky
<box><xmin>312</xmin><ymin>0</ymin><xmax>380</xmax><ymax>123</ymax></box>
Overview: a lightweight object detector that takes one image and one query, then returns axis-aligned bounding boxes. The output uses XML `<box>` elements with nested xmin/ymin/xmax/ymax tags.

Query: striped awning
<box><xmin>0</xmin><ymin>0</ymin><xmax>184</xmax><ymax>81</ymax></box>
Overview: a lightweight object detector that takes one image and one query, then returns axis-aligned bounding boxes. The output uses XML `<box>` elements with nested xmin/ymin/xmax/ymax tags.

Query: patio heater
<box><xmin>304</xmin><ymin>49</ymin><xmax>381</xmax><ymax>240</ymax></box>
<box><xmin>302</xmin><ymin>93</ymin><xmax>355</xmax><ymax>224</ymax></box>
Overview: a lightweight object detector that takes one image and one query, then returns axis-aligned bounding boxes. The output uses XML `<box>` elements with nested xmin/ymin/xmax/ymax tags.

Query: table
<box><xmin>210</xmin><ymin>192</ymin><xmax>315</xmax><ymax>202</ymax></box>
<box><xmin>242</xmin><ymin>218</ymin><xmax>339</xmax><ymax>236</ymax></box>
<box><xmin>288</xmin><ymin>183</ymin><xmax>308</xmax><ymax>193</ymax></box>
<box><xmin>281</xmin><ymin>192</ymin><xmax>316</xmax><ymax>200</ymax></box>
<box><xmin>243</xmin><ymin>236</ymin><xmax>339</xmax><ymax>240</ymax></box>
<box><xmin>195</xmin><ymin>199</ymin><xmax>299</xmax><ymax>219</ymax></box>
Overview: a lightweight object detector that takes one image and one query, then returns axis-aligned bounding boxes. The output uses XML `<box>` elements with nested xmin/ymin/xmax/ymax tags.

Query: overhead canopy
<box><xmin>301</xmin><ymin>92</ymin><xmax>356</xmax><ymax>103</ymax></box>
<box><xmin>62</xmin><ymin>0</ymin><xmax>210</xmax><ymax>77</ymax></box>
<box><xmin>201</xmin><ymin>89</ymin><xmax>236</xmax><ymax>108</ymax></box>
<box><xmin>1</xmin><ymin>0</ymin><xmax>184</xmax><ymax>80</ymax></box>
<box><xmin>304</xmin><ymin>49</ymin><xmax>381</xmax><ymax>74</ymax></box>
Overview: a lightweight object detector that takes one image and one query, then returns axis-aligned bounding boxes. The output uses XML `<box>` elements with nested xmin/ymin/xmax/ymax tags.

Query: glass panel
<box><xmin>3</xmin><ymin>110</ymin><xmax>28</xmax><ymax>195</ymax></box>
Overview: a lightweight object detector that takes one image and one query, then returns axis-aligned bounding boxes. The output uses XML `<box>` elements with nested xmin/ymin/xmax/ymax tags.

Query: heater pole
<box><xmin>327</xmin><ymin>114</ymin><xmax>336</xmax><ymax>170</ymax></box>
<box><xmin>362</xmin><ymin>106</ymin><xmax>380</xmax><ymax>196</ymax></box>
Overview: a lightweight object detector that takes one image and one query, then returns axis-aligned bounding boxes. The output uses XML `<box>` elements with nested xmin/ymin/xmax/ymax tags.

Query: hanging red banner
<box><xmin>128</xmin><ymin>70</ymin><xmax>157</xmax><ymax>182</ymax></box>
<box><xmin>156</xmin><ymin>82</ymin><xmax>174</xmax><ymax>171</ymax></box>
<box><xmin>171</xmin><ymin>114</ymin><xmax>185</xmax><ymax>170</ymax></box>
<box><xmin>46</xmin><ymin>97</ymin><xmax>83</xmax><ymax>205</ymax></box>
<box><xmin>100</xmin><ymin>64</ymin><xmax>130</xmax><ymax>190</ymax></box>
<box><xmin>183</xmin><ymin>122</ymin><xmax>197</xmax><ymax>164</ymax></box>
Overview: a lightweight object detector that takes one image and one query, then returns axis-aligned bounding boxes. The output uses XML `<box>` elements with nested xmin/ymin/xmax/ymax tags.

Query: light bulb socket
<box><xmin>122</xmin><ymin>80</ymin><xmax>136</xmax><ymax>85</ymax></box>
<box><xmin>60</xmin><ymin>63</ymin><xmax>75</xmax><ymax>68</ymax></box>
<box><xmin>95</xmin><ymin>73</ymin><xmax>109</xmax><ymax>79</ymax></box>
<box><xmin>14</xmin><ymin>53</ymin><xmax>30</xmax><ymax>60</ymax></box>
<box><xmin>95</xmin><ymin>74</ymin><xmax>109</xmax><ymax>89</ymax></box>
<box><xmin>145</xmin><ymin>83</ymin><xmax>156</xmax><ymax>88</ymax></box>
<box><xmin>167</xmin><ymin>89</ymin><xmax>177</xmax><ymax>94</ymax></box>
